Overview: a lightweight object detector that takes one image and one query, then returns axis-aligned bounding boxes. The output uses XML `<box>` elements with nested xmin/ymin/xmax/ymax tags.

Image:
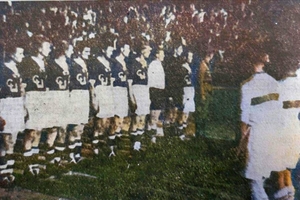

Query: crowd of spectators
<box><xmin>0</xmin><ymin>0</ymin><xmax>256</xmax><ymax>65</ymax></box>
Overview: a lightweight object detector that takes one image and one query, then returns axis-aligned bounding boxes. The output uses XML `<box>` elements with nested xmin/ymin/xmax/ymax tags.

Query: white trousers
<box><xmin>251</xmin><ymin>179</ymin><xmax>269</xmax><ymax>200</ymax></box>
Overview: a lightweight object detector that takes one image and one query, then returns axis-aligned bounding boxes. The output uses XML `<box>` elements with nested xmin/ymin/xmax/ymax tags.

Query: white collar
<box><xmin>97</xmin><ymin>56</ymin><xmax>110</xmax><ymax>70</ymax></box>
<box><xmin>55</xmin><ymin>58</ymin><xmax>69</xmax><ymax>75</ymax></box>
<box><xmin>116</xmin><ymin>55</ymin><xmax>126</xmax><ymax>69</ymax></box>
<box><xmin>4</xmin><ymin>61</ymin><xmax>20</xmax><ymax>77</ymax></box>
<box><xmin>182</xmin><ymin>63</ymin><xmax>191</xmax><ymax>73</ymax></box>
<box><xmin>31</xmin><ymin>56</ymin><xmax>45</xmax><ymax>72</ymax></box>
<box><xmin>74</xmin><ymin>57</ymin><xmax>87</xmax><ymax>72</ymax></box>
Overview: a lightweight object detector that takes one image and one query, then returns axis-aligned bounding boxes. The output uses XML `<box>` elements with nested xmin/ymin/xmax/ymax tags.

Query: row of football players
<box><xmin>0</xmin><ymin>33</ymin><xmax>205</xmax><ymax>174</ymax></box>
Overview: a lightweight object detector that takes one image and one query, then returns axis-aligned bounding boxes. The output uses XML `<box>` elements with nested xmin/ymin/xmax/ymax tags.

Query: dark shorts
<box><xmin>166</xmin><ymin>88</ymin><xmax>184</xmax><ymax>111</ymax></box>
<box><xmin>166</xmin><ymin>95</ymin><xmax>184</xmax><ymax>111</ymax></box>
<box><xmin>150</xmin><ymin>88</ymin><xmax>166</xmax><ymax>110</ymax></box>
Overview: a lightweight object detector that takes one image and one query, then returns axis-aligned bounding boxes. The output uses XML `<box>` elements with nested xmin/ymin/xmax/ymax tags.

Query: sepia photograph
<box><xmin>0</xmin><ymin>0</ymin><xmax>300</xmax><ymax>199</ymax></box>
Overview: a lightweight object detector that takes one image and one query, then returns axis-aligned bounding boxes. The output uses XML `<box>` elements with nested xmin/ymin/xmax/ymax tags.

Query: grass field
<box><xmin>3</xmin><ymin>89</ymin><xmax>254</xmax><ymax>199</ymax></box>
<box><xmin>11</xmin><ymin>133</ymin><xmax>251</xmax><ymax>200</ymax></box>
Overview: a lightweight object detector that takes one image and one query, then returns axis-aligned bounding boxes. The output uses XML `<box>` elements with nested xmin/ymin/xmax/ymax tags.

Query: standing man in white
<box><xmin>240</xmin><ymin>51</ymin><xmax>285</xmax><ymax>200</ymax></box>
<box><xmin>273</xmin><ymin>67</ymin><xmax>300</xmax><ymax>199</ymax></box>
<box><xmin>148</xmin><ymin>47</ymin><xmax>165</xmax><ymax>143</ymax></box>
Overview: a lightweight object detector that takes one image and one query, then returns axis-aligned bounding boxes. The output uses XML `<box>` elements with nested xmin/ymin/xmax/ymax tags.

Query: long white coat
<box><xmin>278</xmin><ymin>76</ymin><xmax>300</xmax><ymax>169</ymax></box>
<box><xmin>241</xmin><ymin>72</ymin><xmax>286</xmax><ymax>180</ymax></box>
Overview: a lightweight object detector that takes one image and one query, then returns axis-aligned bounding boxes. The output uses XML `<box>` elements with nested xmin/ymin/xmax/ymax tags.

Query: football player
<box><xmin>68</xmin><ymin>40</ymin><xmax>91</xmax><ymax>163</ymax></box>
<box><xmin>109</xmin><ymin>41</ymin><xmax>131</xmax><ymax>156</ymax></box>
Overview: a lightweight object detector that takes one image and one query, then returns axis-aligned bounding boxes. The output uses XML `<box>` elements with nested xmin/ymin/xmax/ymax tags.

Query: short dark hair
<box><xmin>74</xmin><ymin>39</ymin><xmax>92</xmax><ymax>56</ymax></box>
<box><xmin>29</xmin><ymin>34</ymin><xmax>51</xmax><ymax>56</ymax></box>
<box><xmin>4</xmin><ymin>37</ymin><xmax>26</xmax><ymax>62</ymax></box>
<box><xmin>53</xmin><ymin>40</ymin><xmax>69</xmax><ymax>59</ymax></box>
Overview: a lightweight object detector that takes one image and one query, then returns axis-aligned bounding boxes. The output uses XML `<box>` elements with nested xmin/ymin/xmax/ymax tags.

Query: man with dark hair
<box><xmin>68</xmin><ymin>39</ymin><xmax>91</xmax><ymax>163</ymax></box>
<box><xmin>196</xmin><ymin>51</ymin><xmax>214</xmax><ymax>137</ymax></box>
<box><xmin>45</xmin><ymin>40</ymin><xmax>71</xmax><ymax>163</ymax></box>
<box><xmin>17</xmin><ymin>34</ymin><xmax>52</xmax><ymax>175</ymax></box>
<box><xmin>240</xmin><ymin>51</ymin><xmax>287</xmax><ymax>200</ymax></box>
<box><xmin>177</xmin><ymin>49</ymin><xmax>196</xmax><ymax>140</ymax></box>
<box><xmin>0</xmin><ymin>42</ymin><xmax>25</xmax><ymax>182</ymax></box>
<box><xmin>148</xmin><ymin>47</ymin><xmax>165</xmax><ymax>142</ymax></box>
<box><xmin>0</xmin><ymin>44</ymin><xmax>25</xmax><ymax>154</ymax></box>
<box><xmin>109</xmin><ymin>41</ymin><xmax>131</xmax><ymax>157</ymax></box>
<box><xmin>270</xmin><ymin>66</ymin><xmax>300</xmax><ymax>199</ymax></box>
<box><xmin>164</xmin><ymin>42</ymin><xmax>187</xmax><ymax>136</ymax></box>
<box><xmin>18</xmin><ymin>34</ymin><xmax>52</xmax><ymax>158</ymax></box>
<box><xmin>128</xmin><ymin>41</ymin><xmax>152</xmax><ymax>151</ymax></box>
<box><xmin>89</xmin><ymin>38</ymin><xmax>115</xmax><ymax>155</ymax></box>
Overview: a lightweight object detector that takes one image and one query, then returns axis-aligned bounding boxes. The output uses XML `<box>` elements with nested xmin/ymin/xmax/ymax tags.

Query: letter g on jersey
<box><xmin>76</xmin><ymin>73</ymin><xmax>87</xmax><ymax>85</ymax></box>
<box><xmin>32</xmin><ymin>75</ymin><xmax>44</xmax><ymax>89</ymax></box>
<box><xmin>6</xmin><ymin>78</ymin><xmax>19</xmax><ymax>93</ymax></box>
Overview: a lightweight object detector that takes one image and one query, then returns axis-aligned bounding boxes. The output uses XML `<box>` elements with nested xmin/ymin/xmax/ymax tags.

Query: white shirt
<box><xmin>148</xmin><ymin>59</ymin><xmax>165</xmax><ymax>89</ymax></box>
<box><xmin>241</xmin><ymin>72</ymin><xmax>279</xmax><ymax>125</ymax></box>
<box><xmin>279</xmin><ymin>76</ymin><xmax>300</xmax><ymax>126</ymax></box>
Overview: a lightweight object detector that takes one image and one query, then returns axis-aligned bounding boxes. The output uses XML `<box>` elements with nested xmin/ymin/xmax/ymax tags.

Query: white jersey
<box><xmin>241</xmin><ymin>72</ymin><xmax>280</xmax><ymax>125</ymax></box>
<box><xmin>241</xmin><ymin>72</ymin><xmax>286</xmax><ymax>180</ymax></box>
<box><xmin>278</xmin><ymin>76</ymin><xmax>300</xmax><ymax>169</ymax></box>
<box><xmin>148</xmin><ymin>60</ymin><xmax>165</xmax><ymax>89</ymax></box>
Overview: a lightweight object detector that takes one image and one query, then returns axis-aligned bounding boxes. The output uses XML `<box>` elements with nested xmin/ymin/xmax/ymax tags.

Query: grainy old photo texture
<box><xmin>0</xmin><ymin>0</ymin><xmax>300</xmax><ymax>199</ymax></box>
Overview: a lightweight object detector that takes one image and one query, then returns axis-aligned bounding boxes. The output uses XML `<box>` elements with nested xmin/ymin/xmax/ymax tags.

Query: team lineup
<box><xmin>0</xmin><ymin>33</ymin><xmax>208</xmax><ymax>176</ymax></box>
<box><xmin>1</xmin><ymin>2</ymin><xmax>300</xmax><ymax>199</ymax></box>
<box><xmin>0</xmin><ymin>3</ymin><xmax>214</xmax><ymax>187</ymax></box>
